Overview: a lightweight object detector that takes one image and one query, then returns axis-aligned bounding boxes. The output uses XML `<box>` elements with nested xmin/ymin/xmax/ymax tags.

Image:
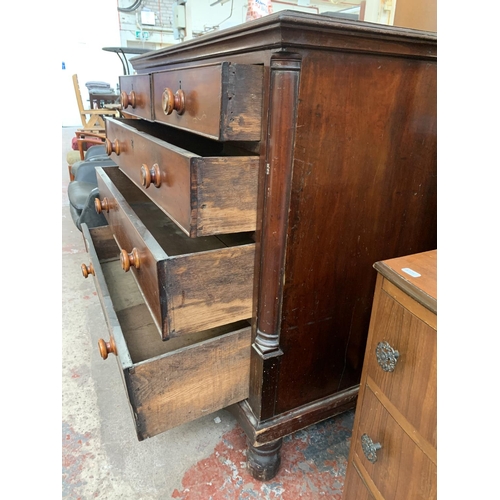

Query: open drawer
<box><xmin>81</xmin><ymin>223</ymin><xmax>251</xmax><ymax>440</ymax></box>
<box><xmin>95</xmin><ymin>165</ymin><xmax>255</xmax><ymax>339</ymax></box>
<box><xmin>105</xmin><ymin>118</ymin><xmax>259</xmax><ymax>237</ymax></box>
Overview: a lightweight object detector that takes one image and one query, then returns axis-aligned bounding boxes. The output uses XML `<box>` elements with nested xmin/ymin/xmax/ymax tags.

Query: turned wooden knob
<box><xmin>98</xmin><ymin>337</ymin><xmax>117</xmax><ymax>360</ymax></box>
<box><xmin>120</xmin><ymin>90</ymin><xmax>136</xmax><ymax>109</ymax></box>
<box><xmin>162</xmin><ymin>88</ymin><xmax>185</xmax><ymax>115</ymax></box>
<box><xmin>121</xmin><ymin>248</ymin><xmax>140</xmax><ymax>272</ymax></box>
<box><xmin>140</xmin><ymin>163</ymin><xmax>161</xmax><ymax>188</ymax></box>
<box><xmin>81</xmin><ymin>263</ymin><xmax>95</xmax><ymax>278</ymax></box>
<box><xmin>95</xmin><ymin>197</ymin><xmax>110</xmax><ymax>214</ymax></box>
<box><xmin>105</xmin><ymin>138</ymin><xmax>121</xmax><ymax>156</ymax></box>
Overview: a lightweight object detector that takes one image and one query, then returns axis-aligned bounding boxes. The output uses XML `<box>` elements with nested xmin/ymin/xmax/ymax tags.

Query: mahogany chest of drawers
<box><xmin>342</xmin><ymin>250</ymin><xmax>437</xmax><ymax>499</ymax></box>
<box><xmin>80</xmin><ymin>11</ymin><xmax>437</xmax><ymax>481</ymax></box>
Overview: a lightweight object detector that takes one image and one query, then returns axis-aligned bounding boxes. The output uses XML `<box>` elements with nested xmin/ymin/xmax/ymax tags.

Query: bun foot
<box><xmin>246</xmin><ymin>438</ymin><xmax>282</xmax><ymax>481</ymax></box>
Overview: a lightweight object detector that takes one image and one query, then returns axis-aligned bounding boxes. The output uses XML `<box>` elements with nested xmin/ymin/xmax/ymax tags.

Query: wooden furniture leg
<box><xmin>246</xmin><ymin>438</ymin><xmax>283</xmax><ymax>481</ymax></box>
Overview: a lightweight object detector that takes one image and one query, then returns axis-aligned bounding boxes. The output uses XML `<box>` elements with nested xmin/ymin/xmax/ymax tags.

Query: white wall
<box><xmin>61</xmin><ymin>0</ymin><xmax>122</xmax><ymax>126</ymax></box>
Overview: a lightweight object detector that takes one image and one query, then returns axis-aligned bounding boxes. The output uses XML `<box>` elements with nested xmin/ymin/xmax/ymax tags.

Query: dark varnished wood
<box><xmin>151</xmin><ymin>62</ymin><xmax>263</xmax><ymax>140</ymax></box>
<box><xmin>105</xmin><ymin>118</ymin><xmax>259</xmax><ymax>237</ymax></box>
<box><xmin>118</xmin><ymin>74</ymin><xmax>152</xmax><ymax>120</ymax></box>
<box><xmin>130</xmin><ymin>11</ymin><xmax>436</xmax><ymax>73</ymax></box>
<box><xmin>246</xmin><ymin>439</ymin><xmax>282</xmax><ymax>482</ymax></box>
<box><xmin>116</xmin><ymin>12</ymin><xmax>436</xmax><ymax>481</ymax></box>
<box><xmin>272</xmin><ymin>48</ymin><xmax>436</xmax><ymax>415</ymax></box>
<box><xmin>95</xmin><ymin>166</ymin><xmax>255</xmax><ymax>339</ymax></box>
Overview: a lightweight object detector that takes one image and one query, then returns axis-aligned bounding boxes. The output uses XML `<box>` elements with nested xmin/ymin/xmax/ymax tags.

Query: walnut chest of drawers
<box><xmin>342</xmin><ymin>250</ymin><xmax>437</xmax><ymax>499</ymax></box>
<box><xmin>79</xmin><ymin>11</ymin><xmax>437</xmax><ymax>481</ymax></box>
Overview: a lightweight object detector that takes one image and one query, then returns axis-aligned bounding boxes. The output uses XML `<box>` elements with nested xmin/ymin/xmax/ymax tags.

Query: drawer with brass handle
<box><xmin>80</xmin><ymin>223</ymin><xmax>251</xmax><ymax>440</ymax></box>
<box><xmin>94</xmin><ymin>165</ymin><xmax>255</xmax><ymax>340</ymax></box>
<box><xmin>353</xmin><ymin>385</ymin><xmax>436</xmax><ymax>500</ymax></box>
<box><xmin>365</xmin><ymin>283</ymin><xmax>437</xmax><ymax>447</ymax></box>
<box><xmin>105</xmin><ymin>118</ymin><xmax>259</xmax><ymax>237</ymax></box>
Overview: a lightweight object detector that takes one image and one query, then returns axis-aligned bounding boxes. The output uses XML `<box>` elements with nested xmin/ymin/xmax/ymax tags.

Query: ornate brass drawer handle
<box><xmin>376</xmin><ymin>341</ymin><xmax>400</xmax><ymax>372</ymax></box>
<box><xmin>361</xmin><ymin>433</ymin><xmax>382</xmax><ymax>464</ymax></box>
<box><xmin>141</xmin><ymin>163</ymin><xmax>162</xmax><ymax>188</ymax></box>
<box><xmin>162</xmin><ymin>88</ymin><xmax>185</xmax><ymax>115</ymax></box>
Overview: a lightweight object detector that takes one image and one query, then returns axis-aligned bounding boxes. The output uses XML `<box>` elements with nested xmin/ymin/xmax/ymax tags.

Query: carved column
<box><xmin>249</xmin><ymin>54</ymin><xmax>302</xmax><ymax>421</ymax></box>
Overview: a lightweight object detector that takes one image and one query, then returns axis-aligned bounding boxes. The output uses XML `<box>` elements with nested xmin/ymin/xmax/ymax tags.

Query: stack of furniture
<box><xmin>342</xmin><ymin>250</ymin><xmax>437</xmax><ymax>499</ymax></box>
<box><xmin>78</xmin><ymin>11</ymin><xmax>437</xmax><ymax>481</ymax></box>
<box><xmin>72</xmin><ymin>74</ymin><xmax>120</xmax><ymax>133</ymax></box>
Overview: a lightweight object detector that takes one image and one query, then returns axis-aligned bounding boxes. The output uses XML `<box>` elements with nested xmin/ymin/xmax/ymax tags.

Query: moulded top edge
<box><xmin>130</xmin><ymin>10</ymin><xmax>437</xmax><ymax>71</ymax></box>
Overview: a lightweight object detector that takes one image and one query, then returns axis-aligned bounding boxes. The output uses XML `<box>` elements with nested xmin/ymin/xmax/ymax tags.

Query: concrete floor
<box><xmin>62</xmin><ymin>125</ymin><xmax>354</xmax><ymax>499</ymax></box>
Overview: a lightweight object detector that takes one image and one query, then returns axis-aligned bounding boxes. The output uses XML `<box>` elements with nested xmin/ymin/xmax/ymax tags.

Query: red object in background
<box><xmin>246</xmin><ymin>0</ymin><xmax>273</xmax><ymax>21</ymax></box>
<box><xmin>71</xmin><ymin>136</ymin><xmax>94</xmax><ymax>151</ymax></box>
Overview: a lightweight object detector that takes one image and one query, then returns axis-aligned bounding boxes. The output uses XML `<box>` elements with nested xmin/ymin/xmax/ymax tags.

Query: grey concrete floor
<box><xmin>62</xmin><ymin>126</ymin><xmax>243</xmax><ymax>499</ymax></box>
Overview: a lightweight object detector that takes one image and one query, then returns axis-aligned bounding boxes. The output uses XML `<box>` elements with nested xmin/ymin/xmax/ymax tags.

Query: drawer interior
<box><xmin>87</xmin><ymin>225</ymin><xmax>252</xmax><ymax>439</ymax></box>
<box><xmin>93</xmin><ymin>227</ymin><xmax>250</xmax><ymax>363</ymax></box>
<box><xmin>113</xmin><ymin>118</ymin><xmax>257</xmax><ymax>157</ymax></box>
<box><xmin>102</xmin><ymin>165</ymin><xmax>255</xmax><ymax>256</ymax></box>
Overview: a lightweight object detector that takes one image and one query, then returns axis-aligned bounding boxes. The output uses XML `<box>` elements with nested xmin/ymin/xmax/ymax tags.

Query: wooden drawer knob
<box><xmin>140</xmin><ymin>163</ymin><xmax>161</xmax><ymax>188</ymax></box>
<box><xmin>162</xmin><ymin>88</ymin><xmax>185</xmax><ymax>115</ymax></box>
<box><xmin>376</xmin><ymin>341</ymin><xmax>400</xmax><ymax>372</ymax></box>
<box><xmin>81</xmin><ymin>263</ymin><xmax>95</xmax><ymax>278</ymax></box>
<box><xmin>120</xmin><ymin>90</ymin><xmax>136</xmax><ymax>109</ymax></box>
<box><xmin>121</xmin><ymin>248</ymin><xmax>140</xmax><ymax>271</ymax></box>
<box><xmin>105</xmin><ymin>138</ymin><xmax>121</xmax><ymax>156</ymax></box>
<box><xmin>98</xmin><ymin>337</ymin><xmax>117</xmax><ymax>360</ymax></box>
<box><xmin>95</xmin><ymin>197</ymin><xmax>110</xmax><ymax>214</ymax></box>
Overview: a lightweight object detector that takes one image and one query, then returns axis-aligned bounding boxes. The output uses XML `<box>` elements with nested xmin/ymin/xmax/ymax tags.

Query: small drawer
<box><xmin>95</xmin><ymin>165</ymin><xmax>255</xmax><ymax>340</ymax></box>
<box><xmin>152</xmin><ymin>62</ymin><xmax>263</xmax><ymax>141</ymax></box>
<box><xmin>105</xmin><ymin>118</ymin><xmax>259</xmax><ymax>237</ymax></box>
<box><xmin>354</xmin><ymin>386</ymin><xmax>436</xmax><ymax>500</ymax></box>
<box><xmin>365</xmin><ymin>286</ymin><xmax>436</xmax><ymax>447</ymax></box>
<box><xmin>80</xmin><ymin>223</ymin><xmax>251</xmax><ymax>440</ymax></box>
<box><xmin>119</xmin><ymin>74</ymin><xmax>153</xmax><ymax>120</ymax></box>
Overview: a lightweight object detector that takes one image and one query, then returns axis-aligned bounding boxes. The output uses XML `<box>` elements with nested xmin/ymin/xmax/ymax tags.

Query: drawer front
<box><xmin>366</xmin><ymin>285</ymin><xmax>436</xmax><ymax>447</ymax></box>
<box><xmin>95</xmin><ymin>166</ymin><xmax>255</xmax><ymax>339</ymax></box>
<box><xmin>342</xmin><ymin>463</ymin><xmax>374</xmax><ymax>500</ymax></box>
<box><xmin>152</xmin><ymin>62</ymin><xmax>263</xmax><ymax>141</ymax></box>
<box><xmin>81</xmin><ymin>223</ymin><xmax>251</xmax><ymax>440</ymax></box>
<box><xmin>106</xmin><ymin>118</ymin><xmax>259</xmax><ymax>237</ymax></box>
<box><xmin>354</xmin><ymin>386</ymin><xmax>437</xmax><ymax>500</ymax></box>
<box><xmin>119</xmin><ymin>74</ymin><xmax>153</xmax><ymax>120</ymax></box>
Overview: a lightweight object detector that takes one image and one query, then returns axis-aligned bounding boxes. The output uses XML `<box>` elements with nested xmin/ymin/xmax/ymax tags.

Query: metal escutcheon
<box><xmin>376</xmin><ymin>340</ymin><xmax>400</xmax><ymax>372</ymax></box>
<box><xmin>361</xmin><ymin>433</ymin><xmax>382</xmax><ymax>463</ymax></box>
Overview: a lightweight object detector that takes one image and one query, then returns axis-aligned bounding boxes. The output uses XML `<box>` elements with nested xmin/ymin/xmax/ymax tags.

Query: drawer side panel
<box><xmin>163</xmin><ymin>244</ymin><xmax>255</xmax><ymax>336</ymax></box>
<box><xmin>195</xmin><ymin>156</ymin><xmax>259</xmax><ymax>236</ymax></box>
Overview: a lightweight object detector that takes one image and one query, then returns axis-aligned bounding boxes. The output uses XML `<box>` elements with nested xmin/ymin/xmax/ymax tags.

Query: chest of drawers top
<box><xmin>374</xmin><ymin>249</ymin><xmax>437</xmax><ymax>313</ymax></box>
